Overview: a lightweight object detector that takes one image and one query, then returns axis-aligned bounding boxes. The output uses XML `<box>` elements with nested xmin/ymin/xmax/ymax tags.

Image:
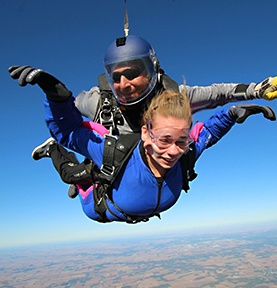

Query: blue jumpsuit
<box><xmin>45</xmin><ymin>97</ymin><xmax>235</xmax><ymax>223</ymax></box>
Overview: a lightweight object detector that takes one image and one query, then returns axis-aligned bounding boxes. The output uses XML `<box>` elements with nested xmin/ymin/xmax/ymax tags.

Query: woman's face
<box><xmin>112</xmin><ymin>65</ymin><xmax>149</xmax><ymax>103</ymax></box>
<box><xmin>141</xmin><ymin>115</ymin><xmax>191</xmax><ymax>177</ymax></box>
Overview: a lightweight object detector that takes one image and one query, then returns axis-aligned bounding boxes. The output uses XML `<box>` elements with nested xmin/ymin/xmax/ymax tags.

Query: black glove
<box><xmin>229</xmin><ymin>104</ymin><xmax>276</xmax><ymax>124</ymax></box>
<box><xmin>8</xmin><ymin>65</ymin><xmax>72</xmax><ymax>101</ymax></box>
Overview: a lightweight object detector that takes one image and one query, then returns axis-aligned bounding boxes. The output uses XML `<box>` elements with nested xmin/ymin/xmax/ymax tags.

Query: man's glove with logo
<box><xmin>229</xmin><ymin>104</ymin><xmax>276</xmax><ymax>123</ymax></box>
<box><xmin>254</xmin><ymin>77</ymin><xmax>277</xmax><ymax>100</ymax></box>
<box><xmin>8</xmin><ymin>65</ymin><xmax>72</xmax><ymax>102</ymax></box>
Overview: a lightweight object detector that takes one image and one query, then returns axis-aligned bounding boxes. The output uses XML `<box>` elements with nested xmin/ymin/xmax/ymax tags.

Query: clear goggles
<box><xmin>147</xmin><ymin>120</ymin><xmax>194</xmax><ymax>150</ymax></box>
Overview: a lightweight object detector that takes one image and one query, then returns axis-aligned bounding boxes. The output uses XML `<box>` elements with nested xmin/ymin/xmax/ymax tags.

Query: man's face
<box><xmin>112</xmin><ymin>65</ymin><xmax>149</xmax><ymax>104</ymax></box>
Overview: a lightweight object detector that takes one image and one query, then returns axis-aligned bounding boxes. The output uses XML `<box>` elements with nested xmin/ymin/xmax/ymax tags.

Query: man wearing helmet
<box><xmin>103</xmin><ymin>36</ymin><xmax>159</xmax><ymax>106</ymax></box>
<box><xmin>75</xmin><ymin>35</ymin><xmax>277</xmax><ymax>134</ymax></box>
<box><xmin>8</xmin><ymin>35</ymin><xmax>277</xmax><ymax>198</ymax></box>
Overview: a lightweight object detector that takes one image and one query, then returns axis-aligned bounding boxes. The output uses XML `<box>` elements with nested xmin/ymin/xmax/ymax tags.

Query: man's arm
<box><xmin>74</xmin><ymin>87</ymin><xmax>101</xmax><ymax>120</ymax></box>
<box><xmin>183</xmin><ymin>77</ymin><xmax>277</xmax><ymax>114</ymax></box>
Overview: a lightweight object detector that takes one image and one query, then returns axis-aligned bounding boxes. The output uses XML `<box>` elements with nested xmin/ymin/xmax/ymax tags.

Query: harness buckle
<box><xmin>99</xmin><ymin>98</ymin><xmax>115</xmax><ymax>130</ymax></box>
<box><xmin>100</xmin><ymin>164</ymin><xmax>115</xmax><ymax>178</ymax></box>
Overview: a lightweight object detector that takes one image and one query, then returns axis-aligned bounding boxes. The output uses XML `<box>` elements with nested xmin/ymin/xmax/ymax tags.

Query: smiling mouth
<box><xmin>120</xmin><ymin>91</ymin><xmax>137</xmax><ymax>100</ymax></box>
<box><xmin>161</xmin><ymin>157</ymin><xmax>176</xmax><ymax>163</ymax></box>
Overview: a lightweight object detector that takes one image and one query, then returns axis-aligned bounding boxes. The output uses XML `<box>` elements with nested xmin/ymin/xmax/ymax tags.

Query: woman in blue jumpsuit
<box><xmin>44</xmin><ymin>88</ymin><xmax>275</xmax><ymax>223</ymax></box>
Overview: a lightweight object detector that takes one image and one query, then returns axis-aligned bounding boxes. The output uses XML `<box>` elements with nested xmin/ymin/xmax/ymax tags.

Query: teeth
<box><xmin>162</xmin><ymin>158</ymin><xmax>175</xmax><ymax>162</ymax></box>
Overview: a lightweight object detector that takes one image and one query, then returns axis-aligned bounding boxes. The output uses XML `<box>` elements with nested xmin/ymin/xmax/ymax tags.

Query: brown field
<box><xmin>1</xmin><ymin>228</ymin><xmax>276</xmax><ymax>287</ymax></box>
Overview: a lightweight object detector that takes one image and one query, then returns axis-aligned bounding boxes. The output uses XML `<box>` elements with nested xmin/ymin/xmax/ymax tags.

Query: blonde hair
<box><xmin>142</xmin><ymin>89</ymin><xmax>192</xmax><ymax>128</ymax></box>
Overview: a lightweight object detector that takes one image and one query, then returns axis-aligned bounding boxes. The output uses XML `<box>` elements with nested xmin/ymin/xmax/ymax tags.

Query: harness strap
<box><xmin>104</xmin><ymin>194</ymin><xmax>157</xmax><ymax>224</ymax></box>
<box><xmin>100</xmin><ymin>133</ymin><xmax>141</xmax><ymax>184</ymax></box>
<box><xmin>93</xmin><ymin>184</ymin><xmax>160</xmax><ymax>224</ymax></box>
<box><xmin>93</xmin><ymin>183</ymin><xmax>109</xmax><ymax>223</ymax></box>
<box><xmin>100</xmin><ymin>134</ymin><xmax>117</xmax><ymax>180</ymax></box>
<box><xmin>97</xmin><ymin>74</ymin><xmax>122</xmax><ymax>133</ymax></box>
<box><xmin>180</xmin><ymin>143</ymin><xmax>197</xmax><ymax>192</ymax></box>
<box><xmin>161</xmin><ymin>74</ymin><xmax>179</xmax><ymax>92</ymax></box>
<box><xmin>98</xmin><ymin>73</ymin><xmax>111</xmax><ymax>91</ymax></box>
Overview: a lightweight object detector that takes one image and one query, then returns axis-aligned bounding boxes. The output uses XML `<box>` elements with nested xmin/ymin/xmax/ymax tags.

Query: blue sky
<box><xmin>1</xmin><ymin>0</ymin><xmax>277</xmax><ymax>248</ymax></box>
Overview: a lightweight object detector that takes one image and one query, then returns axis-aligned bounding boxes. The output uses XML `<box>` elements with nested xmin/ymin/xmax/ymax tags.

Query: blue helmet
<box><xmin>104</xmin><ymin>35</ymin><xmax>159</xmax><ymax>106</ymax></box>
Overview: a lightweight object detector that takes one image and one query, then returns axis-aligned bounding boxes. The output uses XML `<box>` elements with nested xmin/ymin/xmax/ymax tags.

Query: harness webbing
<box><xmin>96</xmin><ymin>74</ymin><xmax>122</xmax><ymax>134</ymax></box>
